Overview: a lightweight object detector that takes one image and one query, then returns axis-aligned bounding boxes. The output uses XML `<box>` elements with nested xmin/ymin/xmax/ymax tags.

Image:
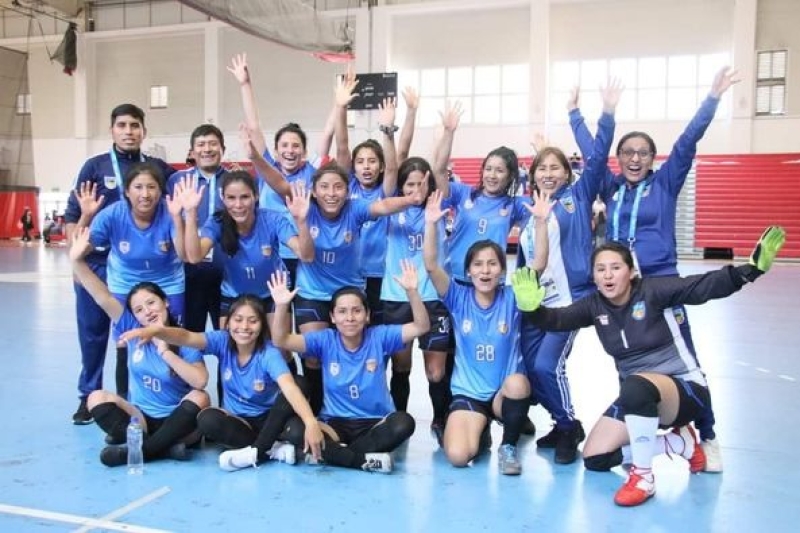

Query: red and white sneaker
<box><xmin>614</xmin><ymin>469</ymin><xmax>656</xmax><ymax>507</ymax></box>
<box><xmin>673</xmin><ymin>425</ymin><xmax>706</xmax><ymax>473</ymax></box>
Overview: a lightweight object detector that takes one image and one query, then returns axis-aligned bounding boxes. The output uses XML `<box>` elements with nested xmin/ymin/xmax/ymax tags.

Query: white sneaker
<box><xmin>702</xmin><ymin>438</ymin><xmax>723</xmax><ymax>473</ymax></box>
<box><xmin>219</xmin><ymin>446</ymin><xmax>258</xmax><ymax>472</ymax></box>
<box><xmin>268</xmin><ymin>441</ymin><xmax>296</xmax><ymax>465</ymax></box>
<box><xmin>362</xmin><ymin>453</ymin><xmax>393</xmax><ymax>474</ymax></box>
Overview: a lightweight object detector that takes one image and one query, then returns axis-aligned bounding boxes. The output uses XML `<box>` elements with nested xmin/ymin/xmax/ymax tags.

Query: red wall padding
<box><xmin>0</xmin><ymin>190</ymin><xmax>39</xmax><ymax>239</ymax></box>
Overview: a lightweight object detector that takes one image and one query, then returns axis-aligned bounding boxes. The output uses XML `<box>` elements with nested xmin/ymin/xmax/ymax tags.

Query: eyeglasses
<box><xmin>619</xmin><ymin>149</ymin><xmax>653</xmax><ymax>159</ymax></box>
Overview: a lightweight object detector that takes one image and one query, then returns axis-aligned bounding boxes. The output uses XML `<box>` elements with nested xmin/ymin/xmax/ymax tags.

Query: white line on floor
<box><xmin>778</xmin><ymin>375</ymin><xmax>796</xmax><ymax>382</ymax></box>
<box><xmin>756</xmin><ymin>367</ymin><xmax>770</xmax><ymax>373</ymax></box>
<box><xmin>73</xmin><ymin>486</ymin><xmax>172</xmax><ymax>533</ymax></box>
<box><xmin>0</xmin><ymin>502</ymin><xmax>171</xmax><ymax>533</ymax></box>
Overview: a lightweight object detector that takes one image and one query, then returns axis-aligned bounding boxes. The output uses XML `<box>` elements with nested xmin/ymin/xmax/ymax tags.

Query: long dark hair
<box><xmin>397</xmin><ymin>157</ymin><xmax>436</xmax><ymax>203</ymax></box>
<box><xmin>471</xmin><ymin>146</ymin><xmax>520</xmax><ymax>202</ymax></box>
<box><xmin>351</xmin><ymin>139</ymin><xmax>386</xmax><ymax>187</ymax></box>
<box><xmin>213</xmin><ymin>170</ymin><xmax>258</xmax><ymax>257</ymax></box>
<box><xmin>226</xmin><ymin>294</ymin><xmax>269</xmax><ymax>354</ymax></box>
<box><xmin>126</xmin><ymin>282</ymin><xmax>179</xmax><ymax>353</ymax></box>
<box><xmin>530</xmin><ymin>146</ymin><xmax>574</xmax><ymax>191</ymax></box>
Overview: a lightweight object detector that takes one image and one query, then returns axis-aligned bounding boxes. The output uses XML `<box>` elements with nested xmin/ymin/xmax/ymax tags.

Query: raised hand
<box><xmin>601</xmin><ymin>77</ymin><xmax>625</xmax><ymax>114</ymax></box>
<box><xmin>402</xmin><ymin>86</ymin><xmax>419</xmax><ymax>110</ymax></box>
<box><xmin>750</xmin><ymin>226</ymin><xmax>786</xmax><ymax>273</ymax></box>
<box><xmin>334</xmin><ymin>66</ymin><xmax>359</xmax><ymax>108</ymax></box>
<box><xmin>511</xmin><ymin>267</ymin><xmax>546</xmax><ymax>312</ymax></box>
<box><xmin>527</xmin><ymin>189</ymin><xmax>553</xmax><ymax>221</ymax></box>
<box><xmin>393</xmin><ymin>259</ymin><xmax>419</xmax><ymax>292</ymax></box>
<box><xmin>239</xmin><ymin>123</ymin><xmax>258</xmax><ymax>160</ymax></box>
<box><xmin>531</xmin><ymin>132</ymin><xmax>548</xmax><ymax>155</ymax></box>
<box><xmin>176</xmin><ymin>173</ymin><xmax>206</xmax><ymax>213</ymax></box>
<box><xmin>267</xmin><ymin>270</ymin><xmax>298</xmax><ymax>306</ymax></box>
<box><xmin>709</xmin><ymin>66</ymin><xmax>740</xmax><ymax>99</ymax></box>
<box><xmin>378</xmin><ymin>97</ymin><xmax>397</xmax><ymax>128</ymax></box>
<box><xmin>75</xmin><ymin>181</ymin><xmax>105</xmax><ymax>219</ymax></box>
<box><xmin>286</xmin><ymin>181</ymin><xmax>311</xmax><ymax>222</ymax></box>
<box><xmin>226</xmin><ymin>53</ymin><xmax>250</xmax><ymax>85</ymax></box>
<box><xmin>439</xmin><ymin>100</ymin><xmax>464</xmax><ymax>132</ymax></box>
<box><xmin>425</xmin><ymin>189</ymin><xmax>448</xmax><ymax>224</ymax></box>
<box><xmin>567</xmin><ymin>86</ymin><xmax>580</xmax><ymax>111</ymax></box>
<box><xmin>118</xmin><ymin>325</ymin><xmax>158</xmax><ymax>345</ymax></box>
<box><xmin>69</xmin><ymin>226</ymin><xmax>93</xmax><ymax>262</ymax></box>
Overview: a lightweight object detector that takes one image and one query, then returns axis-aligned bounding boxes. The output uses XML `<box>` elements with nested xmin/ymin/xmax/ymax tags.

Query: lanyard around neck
<box><xmin>109</xmin><ymin>149</ymin><xmax>145</xmax><ymax>188</ymax></box>
<box><xmin>612</xmin><ymin>182</ymin><xmax>645</xmax><ymax>246</ymax></box>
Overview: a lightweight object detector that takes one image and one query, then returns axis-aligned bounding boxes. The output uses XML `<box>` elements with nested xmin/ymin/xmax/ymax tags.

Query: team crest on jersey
<box><xmin>462</xmin><ymin>319</ymin><xmax>472</xmax><ymax>333</ymax></box>
<box><xmin>119</xmin><ymin>241</ymin><xmax>130</xmax><ymax>254</ymax></box>
<box><xmin>499</xmin><ymin>207</ymin><xmax>509</xmax><ymax>217</ymax></box>
<box><xmin>560</xmin><ymin>196</ymin><xmax>576</xmax><ymax>214</ymax></box>
<box><xmin>261</xmin><ymin>245</ymin><xmax>273</xmax><ymax>257</ymax></box>
<box><xmin>158</xmin><ymin>241</ymin><xmax>170</xmax><ymax>253</ymax></box>
<box><xmin>223</xmin><ymin>368</ymin><xmax>233</xmax><ymax>381</ymax></box>
<box><xmin>672</xmin><ymin>307</ymin><xmax>686</xmax><ymax>324</ymax></box>
<box><xmin>329</xmin><ymin>362</ymin><xmax>340</xmax><ymax>376</ymax></box>
<box><xmin>398</xmin><ymin>212</ymin><xmax>406</xmax><ymax>225</ymax></box>
<box><xmin>632</xmin><ymin>301</ymin><xmax>646</xmax><ymax>321</ymax></box>
<box><xmin>598</xmin><ymin>314</ymin><xmax>609</xmax><ymax>326</ymax></box>
<box><xmin>365</xmin><ymin>359</ymin><xmax>378</xmax><ymax>373</ymax></box>
<box><xmin>498</xmin><ymin>321</ymin><xmax>508</xmax><ymax>334</ymax></box>
<box><xmin>464</xmin><ymin>199</ymin><xmax>474</xmax><ymax>210</ymax></box>
<box><xmin>253</xmin><ymin>379</ymin><xmax>265</xmax><ymax>392</ymax></box>
<box><xmin>310</xmin><ymin>226</ymin><xmax>319</xmax><ymax>239</ymax></box>
<box><xmin>132</xmin><ymin>347</ymin><xmax>144</xmax><ymax>363</ymax></box>
<box><xmin>344</xmin><ymin>231</ymin><xmax>353</xmax><ymax>243</ymax></box>
<box><xmin>104</xmin><ymin>175</ymin><xmax>118</xmax><ymax>189</ymax></box>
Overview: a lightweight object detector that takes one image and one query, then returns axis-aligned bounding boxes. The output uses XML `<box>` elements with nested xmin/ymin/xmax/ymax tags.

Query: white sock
<box><xmin>621</xmin><ymin>444</ymin><xmax>632</xmax><ymax>465</ymax></box>
<box><xmin>624</xmin><ymin>415</ymin><xmax>659</xmax><ymax>470</ymax></box>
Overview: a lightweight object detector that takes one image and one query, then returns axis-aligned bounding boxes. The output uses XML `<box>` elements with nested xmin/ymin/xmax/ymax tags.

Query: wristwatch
<box><xmin>379</xmin><ymin>124</ymin><xmax>399</xmax><ymax>136</ymax></box>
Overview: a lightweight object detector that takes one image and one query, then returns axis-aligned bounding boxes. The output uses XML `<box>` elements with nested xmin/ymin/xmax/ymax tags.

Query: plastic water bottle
<box><xmin>127</xmin><ymin>417</ymin><xmax>144</xmax><ymax>475</ymax></box>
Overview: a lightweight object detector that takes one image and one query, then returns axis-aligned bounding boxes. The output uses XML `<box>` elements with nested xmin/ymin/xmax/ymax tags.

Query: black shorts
<box><xmin>293</xmin><ymin>295</ymin><xmax>332</xmax><ymax>328</ymax></box>
<box><xmin>220</xmin><ymin>295</ymin><xmax>276</xmax><ymax>318</ymax></box>
<box><xmin>382</xmin><ymin>300</ymin><xmax>453</xmax><ymax>352</ymax></box>
<box><xmin>282</xmin><ymin>258</ymin><xmax>299</xmax><ymax>290</ymax></box>
<box><xmin>324</xmin><ymin>417</ymin><xmax>382</xmax><ymax>445</ymax></box>
<box><xmin>603</xmin><ymin>377</ymin><xmax>710</xmax><ymax>428</ymax></box>
<box><xmin>449</xmin><ymin>394</ymin><xmax>496</xmax><ymax>420</ymax></box>
<box><xmin>365</xmin><ymin>277</ymin><xmax>384</xmax><ymax>325</ymax></box>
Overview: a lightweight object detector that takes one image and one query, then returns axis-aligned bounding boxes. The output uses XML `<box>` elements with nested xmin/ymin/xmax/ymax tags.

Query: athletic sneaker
<box><xmin>672</xmin><ymin>425</ymin><xmax>706</xmax><ymax>473</ymax></box>
<box><xmin>361</xmin><ymin>453</ymin><xmax>393</xmax><ymax>474</ymax></box>
<box><xmin>555</xmin><ymin>421</ymin><xmax>586</xmax><ymax>465</ymax></box>
<box><xmin>72</xmin><ymin>399</ymin><xmax>93</xmax><ymax>426</ymax></box>
<box><xmin>614</xmin><ymin>470</ymin><xmax>656</xmax><ymax>507</ymax></box>
<box><xmin>268</xmin><ymin>441</ymin><xmax>297</xmax><ymax>465</ymax></box>
<box><xmin>430</xmin><ymin>419</ymin><xmax>445</xmax><ymax>448</ymax></box>
<box><xmin>219</xmin><ymin>446</ymin><xmax>258</xmax><ymax>472</ymax></box>
<box><xmin>702</xmin><ymin>438</ymin><xmax>723</xmax><ymax>473</ymax></box>
<box><xmin>498</xmin><ymin>444</ymin><xmax>522</xmax><ymax>475</ymax></box>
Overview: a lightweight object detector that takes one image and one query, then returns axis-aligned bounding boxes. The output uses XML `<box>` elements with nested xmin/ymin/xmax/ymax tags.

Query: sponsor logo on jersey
<box><xmin>329</xmin><ymin>362</ymin><xmax>340</xmax><ymax>376</ymax></box>
<box><xmin>158</xmin><ymin>240</ymin><xmax>170</xmax><ymax>253</ymax></box>
<box><xmin>632</xmin><ymin>301</ymin><xmax>646</xmax><ymax>320</ymax></box>
<box><xmin>498</xmin><ymin>321</ymin><xmax>508</xmax><ymax>334</ymax></box>
<box><xmin>499</xmin><ymin>207</ymin><xmax>508</xmax><ymax>217</ymax></box>
<box><xmin>310</xmin><ymin>226</ymin><xmax>319</xmax><ymax>239</ymax></box>
<box><xmin>119</xmin><ymin>241</ymin><xmax>130</xmax><ymax>254</ymax></box>
<box><xmin>104</xmin><ymin>175</ymin><xmax>118</xmax><ymax>189</ymax></box>
<box><xmin>672</xmin><ymin>307</ymin><xmax>686</xmax><ymax>325</ymax></box>
<box><xmin>223</xmin><ymin>368</ymin><xmax>233</xmax><ymax>381</ymax></box>
<box><xmin>462</xmin><ymin>319</ymin><xmax>472</xmax><ymax>333</ymax></box>
<box><xmin>464</xmin><ymin>199</ymin><xmax>474</xmax><ymax>210</ymax></box>
<box><xmin>398</xmin><ymin>212</ymin><xmax>406</xmax><ymax>225</ymax></box>
<box><xmin>253</xmin><ymin>379</ymin><xmax>265</xmax><ymax>392</ymax></box>
<box><xmin>132</xmin><ymin>347</ymin><xmax>144</xmax><ymax>363</ymax></box>
<box><xmin>366</xmin><ymin>359</ymin><xmax>378</xmax><ymax>373</ymax></box>
<box><xmin>344</xmin><ymin>231</ymin><xmax>353</xmax><ymax>243</ymax></box>
<box><xmin>598</xmin><ymin>314</ymin><xmax>609</xmax><ymax>325</ymax></box>
<box><xmin>261</xmin><ymin>245</ymin><xmax>273</xmax><ymax>257</ymax></box>
<box><xmin>560</xmin><ymin>196</ymin><xmax>575</xmax><ymax>213</ymax></box>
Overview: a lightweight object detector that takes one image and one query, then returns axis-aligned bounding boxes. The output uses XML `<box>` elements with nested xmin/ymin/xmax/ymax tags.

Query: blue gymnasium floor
<box><xmin>1</xmin><ymin>242</ymin><xmax>799</xmax><ymax>532</ymax></box>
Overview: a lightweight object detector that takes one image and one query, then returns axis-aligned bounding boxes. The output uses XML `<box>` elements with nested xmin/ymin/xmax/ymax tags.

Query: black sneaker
<box><xmin>554</xmin><ymin>421</ymin><xmax>586</xmax><ymax>465</ymax></box>
<box><xmin>536</xmin><ymin>425</ymin><xmax>559</xmax><ymax>448</ymax></box>
<box><xmin>430</xmin><ymin>419</ymin><xmax>445</xmax><ymax>448</ymax></box>
<box><xmin>100</xmin><ymin>445</ymin><xmax>128</xmax><ymax>467</ymax></box>
<box><xmin>72</xmin><ymin>399</ymin><xmax>94</xmax><ymax>426</ymax></box>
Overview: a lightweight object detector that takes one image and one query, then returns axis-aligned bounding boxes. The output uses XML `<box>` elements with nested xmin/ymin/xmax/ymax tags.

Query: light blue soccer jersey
<box><xmin>117</xmin><ymin>311</ymin><xmax>204</xmax><ymax>418</ymax></box>
<box><xmin>200</xmin><ymin>209</ymin><xmax>295</xmax><ymax>298</ymax></box>
<box><xmin>446</xmin><ymin>182</ymin><xmax>530</xmax><ymax>282</ymax></box>
<box><xmin>90</xmin><ymin>200</ymin><xmax>184</xmax><ymax>295</ymax></box>
<box><xmin>302</xmin><ymin>325</ymin><xmax>404</xmax><ymax>419</ymax></box>
<box><xmin>443</xmin><ymin>282</ymin><xmax>522</xmax><ymax>401</ymax></box>
<box><xmin>295</xmin><ymin>199</ymin><xmax>375</xmax><ymax>300</ymax></box>
<box><xmin>349</xmin><ymin>178</ymin><xmax>388</xmax><ymax>278</ymax></box>
<box><xmin>203</xmin><ymin>330</ymin><xmax>290</xmax><ymax>417</ymax></box>
<box><xmin>380</xmin><ymin>205</ymin><xmax>445</xmax><ymax>303</ymax></box>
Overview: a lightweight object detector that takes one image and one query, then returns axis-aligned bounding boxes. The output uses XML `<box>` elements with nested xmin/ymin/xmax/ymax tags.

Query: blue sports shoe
<box><xmin>498</xmin><ymin>444</ymin><xmax>522</xmax><ymax>475</ymax></box>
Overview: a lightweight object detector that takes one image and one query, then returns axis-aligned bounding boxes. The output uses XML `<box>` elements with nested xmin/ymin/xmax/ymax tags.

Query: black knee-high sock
<box><xmin>216</xmin><ymin>364</ymin><xmax>225</xmax><ymax>408</ymax></box>
<box><xmin>115</xmin><ymin>346</ymin><xmax>128</xmax><ymax>399</ymax></box>
<box><xmin>90</xmin><ymin>402</ymin><xmax>129</xmax><ymax>443</ymax></box>
<box><xmin>142</xmin><ymin>400</ymin><xmax>201</xmax><ymax>460</ymax></box>
<box><xmin>304</xmin><ymin>364</ymin><xmax>323</xmax><ymax>415</ymax></box>
<box><xmin>281</xmin><ymin>417</ymin><xmax>363</xmax><ymax>469</ymax></box>
<box><xmin>196</xmin><ymin>408</ymin><xmax>255</xmax><ymax>449</ymax></box>
<box><xmin>501</xmin><ymin>397</ymin><xmax>528</xmax><ymax>446</ymax></box>
<box><xmin>390</xmin><ymin>370</ymin><xmax>411</xmax><ymax>412</ymax></box>
<box><xmin>252</xmin><ymin>394</ymin><xmax>296</xmax><ymax>461</ymax></box>
<box><xmin>428</xmin><ymin>379</ymin><xmax>450</xmax><ymax>422</ymax></box>
<box><xmin>349</xmin><ymin>412</ymin><xmax>416</xmax><ymax>455</ymax></box>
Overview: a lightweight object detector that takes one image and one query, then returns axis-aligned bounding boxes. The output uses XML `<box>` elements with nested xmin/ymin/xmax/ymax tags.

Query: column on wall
<box><xmin>731</xmin><ymin>0</ymin><xmax>757</xmax><ymax>153</ymax></box>
<box><xmin>529</xmin><ymin>0</ymin><xmax>549</xmax><ymax>136</ymax></box>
